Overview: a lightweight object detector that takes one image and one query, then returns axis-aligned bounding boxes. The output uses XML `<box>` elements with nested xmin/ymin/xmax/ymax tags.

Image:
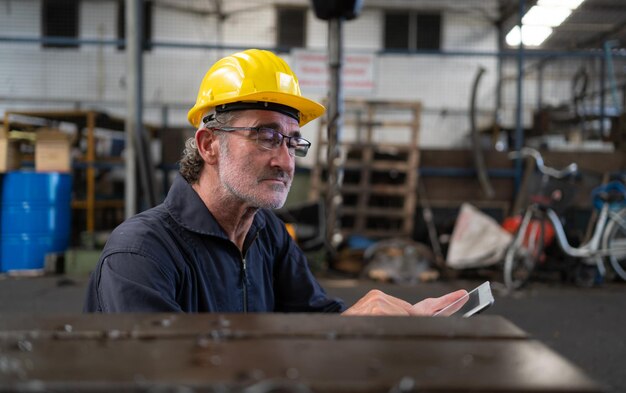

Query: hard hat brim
<box><xmin>188</xmin><ymin>91</ymin><xmax>325</xmax><ymax>128</ymax></box>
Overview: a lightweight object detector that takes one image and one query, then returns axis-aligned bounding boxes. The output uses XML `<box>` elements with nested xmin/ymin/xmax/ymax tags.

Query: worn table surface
<box><xmin>0</xmin><ymin>313</ymin><xmax>603</xmax><ymax>392</ymax></box>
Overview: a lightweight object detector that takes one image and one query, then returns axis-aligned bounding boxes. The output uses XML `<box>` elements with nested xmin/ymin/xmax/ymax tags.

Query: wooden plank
<box><xmin>420</xmin><ymin>149</ymin><xmax>626</xmax><ymax>174</ymax></box>
<box><xmin>4</xmin><ymin>339</ymin><xmax>580</xmax><ymax>390</ymax></box>
<box><xmin>341</xmin><ymin>207</ymin><xmax>407</xmax><ymax>218</ymax></box>
<box><xmin>72</xmin><ymin>200</ymin><xmax>125</xmax><ymax>209</ymax></box>
<box><xmin>0</xmin><ymin>314</ymin><xmax>526</xmax><ymax>340</ymax></box>
<box><xmin>421</xmin><ymin>177</ymin><xmax>514</xmax><ymax>202</ymax></box>
<box><xmin>340</xmin><ymin>185</ymin><xmax>413</xmax><ymax>195</ymax></box>
<box><xmin>3</xmin><ymin>110</ymin><xmax>159</xmax><ymax>133</ymax></box>
<box><xmin>2</xmin><ymin>111</ymin><xmax>8</xmax><ymax>138</ymax></box>
<box><xmin>318</xmin><ymin>141</ymin><xmax>418</xmax><ymax>150</ymax></box>
<box><xmin>0</xmin><ymin>317</ymin><xmax>601</xmax><ymax>392</ymax></box>
<box><xmin>404</xmin><ymin>104</ymin><xmax>421</xmax><ymax>235</ymax></box>
<box><xmin>351</xmin><ymin>228</ymin><xmax>414</xmax><ymax>239</ymax></box>
<box><xmin>314</xmin><ymin>185</ymin><xmax>415</xmax><ymax>197</ymax></box>
<box><xmin>420</xmin><ymin>149</ymin><xmax>513</xmax><ymax>169</ymax></box>
<box><xmin>342</xmin><ymin>99</ymin><xmax>427</xmax><ymax>109</ymax></box>
<box><xmin>354</xmin><ymin>105</ymin><xmax>376</xmax><ymax>232</ymax></box>
<box><xmin>343</xmin><ymin>160</ymin><xmax>411</xmax><ymax>171</ymax></box>
<box><xmin>321</xmin><ymin>119</ymin><xmax>419</xmax><ymax>128</ymax></box>
<box><xmin>86</xmin><ymin>111</ymin><xmax>96</xmax><ymax>233</ymax></box>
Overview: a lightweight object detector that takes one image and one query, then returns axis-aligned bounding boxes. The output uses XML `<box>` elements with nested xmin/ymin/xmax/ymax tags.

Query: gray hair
<box><xmin>179</xmin><ymin>110</ymin><xmax>240</xmax><ymax>184</ymax></box>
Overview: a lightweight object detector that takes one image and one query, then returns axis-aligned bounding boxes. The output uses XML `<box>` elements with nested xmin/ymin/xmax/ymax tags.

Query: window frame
<box><xmin>383</xmin><ymin>10</ymin><xmax>442</xmax><ymax>52</ymax></box>
<box><xmin>41</xmin><ymin>0</ymin><xmax>80</xmax><ymax>49</ymax></box>
<box><xmin>276</xmin><ymin>6</ymin><xmax>307</xmax><ymax>51</ymax></box>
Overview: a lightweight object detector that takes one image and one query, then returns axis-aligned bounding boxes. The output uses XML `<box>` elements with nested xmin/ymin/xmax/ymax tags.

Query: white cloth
<box><xmin>447</xmin><ymin>203</ymin><xmax>512</xmax><ymax>269</ymax></box>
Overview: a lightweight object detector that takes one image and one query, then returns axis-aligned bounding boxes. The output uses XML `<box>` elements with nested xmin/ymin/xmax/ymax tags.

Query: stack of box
<box><xmin>0</xmin><ymin>137</ymin><xmax>20</xmax><ymax>172</ymax></box>
<box><xmin>0</xmin><ymin>128</ymin><xmax>71</xmax><ymax>173</ymax></box>
<box><xmin>34</xmin><ymin>129</ymin><xmax>71</xmax><ymax>172</ymax></box>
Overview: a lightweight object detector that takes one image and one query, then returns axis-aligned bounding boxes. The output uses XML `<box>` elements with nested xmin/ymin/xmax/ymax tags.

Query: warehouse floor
<box><xmin>0</xmin><ymin>271</ymin><xmax>624</xmax><ymax>392</ymax></box>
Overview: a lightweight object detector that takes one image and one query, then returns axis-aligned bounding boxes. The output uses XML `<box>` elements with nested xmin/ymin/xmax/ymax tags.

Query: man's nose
<box><xmin>271</xmin><ymin>139</ymin><xmax>295</xmax><ymax>168</ymax></box>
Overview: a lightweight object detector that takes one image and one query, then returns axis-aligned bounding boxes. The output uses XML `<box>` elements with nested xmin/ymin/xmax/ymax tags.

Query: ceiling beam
<box><xmin>569</xmin><ymin>16</ymin><xmax>626</xmax><ymax>49</ymax></box>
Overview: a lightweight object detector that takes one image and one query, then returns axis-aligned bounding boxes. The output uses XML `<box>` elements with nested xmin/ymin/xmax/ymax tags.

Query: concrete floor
<box><xmin>0</xmin><ymin>273</ymin><xmax>624</xmax><ymax>392</ymax></box>
<box><xmin>326</xmin><ymin>278</ymin><xmax>626</xmax><ymax>393</ymax></box>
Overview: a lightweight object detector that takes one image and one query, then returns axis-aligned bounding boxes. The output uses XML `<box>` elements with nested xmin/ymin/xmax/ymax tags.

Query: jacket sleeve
<box><xmin>84</xmin><ymin>252</ymin><xmax>182</xmax><ymax>312</ymax></box>
<box><xmin>269</xmin><ymin>215</ymin><xmax>346</xmax><ymax>313</ymax></box>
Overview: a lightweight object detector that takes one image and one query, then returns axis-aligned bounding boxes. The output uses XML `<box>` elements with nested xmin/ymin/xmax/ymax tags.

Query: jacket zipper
<box><xmin>241</xmin><ymin>257</ymin><xmax>248</xmax><ymax>313</ymax></box>
<box><xmin>240</xmin><ymin>232</ymin><xmax>258</xmax><ymax>313</ymax></box>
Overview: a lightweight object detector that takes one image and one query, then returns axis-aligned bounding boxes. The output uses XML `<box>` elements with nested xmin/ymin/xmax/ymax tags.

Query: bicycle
<box><xmin>503</xmin><ymin>147</ymin><xmax>626</xmax><ymax>290</ymax></box>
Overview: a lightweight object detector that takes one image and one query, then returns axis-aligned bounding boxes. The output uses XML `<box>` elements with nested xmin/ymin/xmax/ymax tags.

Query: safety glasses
<box><xmin>210</xmin><ymin>126</ymin><xmax>311</xmax><ymax>157</ymax></box>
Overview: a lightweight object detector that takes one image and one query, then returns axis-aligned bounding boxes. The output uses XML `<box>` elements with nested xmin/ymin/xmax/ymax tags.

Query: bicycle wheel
<box><xmin>503</xmin><ymin>212</ymin><xmax>545</xmax><ymax>290</ymax></box>
<box><xmin>602</xmin><ymin>207</ymin><xmax>626</xmax><ymax>281</ymax></box>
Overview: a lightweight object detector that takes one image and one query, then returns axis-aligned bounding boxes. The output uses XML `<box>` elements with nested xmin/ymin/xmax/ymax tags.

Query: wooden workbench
<box><xmin>0</xmin><ymin>313</ymin><xmax>603</xmax><ymax>392</ymax></box>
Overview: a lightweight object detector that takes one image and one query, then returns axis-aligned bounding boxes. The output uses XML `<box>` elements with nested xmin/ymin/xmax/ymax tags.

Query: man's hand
<box><xmin>342</xmin><ymin>289</ymin><xmax>468</xmax><ymax>316</ymax></box>
<box><xmin>410</xmin><ymin>289</ymin><xmax>468</xmax><ymax>316</ymax></box>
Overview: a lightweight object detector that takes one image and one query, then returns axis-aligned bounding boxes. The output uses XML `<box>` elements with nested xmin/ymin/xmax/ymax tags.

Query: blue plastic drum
<box><xmin>0</xmin><ymin>171</ymin><xmax>72</xmax><ymax>273</ymax></box>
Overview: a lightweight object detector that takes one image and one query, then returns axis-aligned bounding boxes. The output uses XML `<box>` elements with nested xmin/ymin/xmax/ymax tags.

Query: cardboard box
<box><xmin>35</xmin><ymin>130</ymin><xmax>71</xmax><ymax>172</ymax></box>
<box><xmin>0</xmin><ymin>138</ymin><xmax>20</xmax><ymax>173</ymax></box>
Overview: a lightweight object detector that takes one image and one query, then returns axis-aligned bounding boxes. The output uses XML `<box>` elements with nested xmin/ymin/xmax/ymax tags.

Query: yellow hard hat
<box><xmin>187</xmin><ymin>49</ymin><xmax>325</xmax><ymax>128</ymax></box>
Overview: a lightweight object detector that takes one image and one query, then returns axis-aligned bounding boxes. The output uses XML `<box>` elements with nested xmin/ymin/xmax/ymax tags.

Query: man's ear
<box><xmin>195</xmin><ymin>128</ymin><xmax>220</xmax><ymax>165</ymax></box>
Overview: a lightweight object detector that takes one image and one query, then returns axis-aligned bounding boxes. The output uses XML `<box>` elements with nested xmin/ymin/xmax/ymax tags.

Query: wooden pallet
<box><xmin>310</xmin><ymin>100</ymin><xmax>421</xmax><ymax>240</ymax></box>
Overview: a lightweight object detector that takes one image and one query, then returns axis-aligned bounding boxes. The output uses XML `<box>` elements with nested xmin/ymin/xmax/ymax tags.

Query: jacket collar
<box><xmin>164</xmin><ymin>175</ymin><xmax>266</xmax><ymax>239</ymax></box>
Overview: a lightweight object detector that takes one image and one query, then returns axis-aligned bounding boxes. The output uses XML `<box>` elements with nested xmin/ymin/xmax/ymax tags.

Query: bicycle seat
<box><xmin>592</xmin><ymin>181</ymin><xmax>626</xmax><ymax>210</ymax></box>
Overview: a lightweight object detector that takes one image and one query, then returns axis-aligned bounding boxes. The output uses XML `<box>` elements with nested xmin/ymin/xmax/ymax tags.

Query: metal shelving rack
<box><xmin>2</xmin><ymin>110</ymin><xmax>152</xmax><ymax>238</ymax></box>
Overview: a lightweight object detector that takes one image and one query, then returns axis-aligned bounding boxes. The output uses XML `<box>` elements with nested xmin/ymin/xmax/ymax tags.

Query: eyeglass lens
<box><xmin>256</xmin><ymin>128</ymin><xmax>309</xmax><ymax>157</ymax></box>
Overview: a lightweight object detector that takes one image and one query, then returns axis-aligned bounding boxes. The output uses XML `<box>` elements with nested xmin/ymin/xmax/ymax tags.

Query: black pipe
<box><xmin>470</xmin><ymin>66</ymin><xmax>495</xmax><ymax>199</ymax></box>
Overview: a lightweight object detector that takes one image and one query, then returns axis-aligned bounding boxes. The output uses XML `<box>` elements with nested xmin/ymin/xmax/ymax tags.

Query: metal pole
<box><xmin>214</xmin><ymin>0</ymin><xmax>224</xmax><ymax>58</ymax></box>
<box><xmin>326</xmin><ymin>17</ymin><xmax>344</xmax><ymax>249</ymax></box>
<box><xmin>495</xmin><ymin>22</ymin><xmax>504</xmax><ymax>129</ymax></box>
<box><xmin>537</xmin><ymin>62</ymin><xmax>543</xmax><ymax>110</ymax></box>
<box><xmin>126</xmin><ymin>0</ymin><xmax>157</xmax><ymax>213</ymax></box>
<box><xmin>514</xmin><ymin>0</ymin><xmax>525</xmax><ymax>194</ymax></box>
<box><xmin>125</xmin><ymin>0</ymin><xmax>138</xmax><ymax>218</ymax></box>
<box><xmin>600</xmin><ymin>55</ymin><xmax>606</xmax><ymax>138</ymax></box>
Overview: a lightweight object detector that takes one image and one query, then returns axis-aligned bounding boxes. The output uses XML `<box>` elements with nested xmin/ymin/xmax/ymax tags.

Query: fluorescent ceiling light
<box><xmin>506</xmin><ymin>25</ymin><xmax>553</xmax><ymax>47</ymax></box>
<box><xmin>505</xmin><ymin>0</ymin><xmax>583</xmax><ymax>48</ymax></box>
<box><xmin>537</xmin><ymin>0</ymin><xmax>585</xmax><ymax>9</ymax></box>
<box><xmin>505</xmin><ymin>26</ymin><xmax>521</xmax><ymax>46</ymax></box>
<box><xmin>522</xmin><ymin>5</ymin><xmax>572</xmax><ymax>27</ymax></box>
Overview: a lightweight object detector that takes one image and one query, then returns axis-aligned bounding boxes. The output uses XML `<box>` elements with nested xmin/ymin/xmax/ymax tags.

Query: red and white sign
<box><xmin>292</xmin><ymin>50</ymin><xmax>375</xmax><ymax>94</ymax></box>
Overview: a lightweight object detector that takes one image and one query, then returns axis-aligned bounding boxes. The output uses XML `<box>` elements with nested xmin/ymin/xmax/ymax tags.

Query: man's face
<box><xmin>216</xmin><ymin>110</ymin><xmax>299</xmax><ymax>209</ymax></box>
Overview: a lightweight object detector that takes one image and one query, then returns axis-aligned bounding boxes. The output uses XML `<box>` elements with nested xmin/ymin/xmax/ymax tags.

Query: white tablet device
<box><xmin>433</xmin><ymin>281</ymin><xmax>495</xmax><ymax>317</ymax></box>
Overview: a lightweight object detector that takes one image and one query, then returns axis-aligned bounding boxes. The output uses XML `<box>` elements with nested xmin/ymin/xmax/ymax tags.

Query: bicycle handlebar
<box><xmin>508</xmin><ymin>147</ymin><xmax>578</xmax><ymax>179</ymax></box>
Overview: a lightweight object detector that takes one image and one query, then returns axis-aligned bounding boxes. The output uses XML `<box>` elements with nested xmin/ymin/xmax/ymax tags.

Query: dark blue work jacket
<box><xmin>84</xmin><ymin>175</ymin><xmax>345</xmax><ymax>313</ymax></box>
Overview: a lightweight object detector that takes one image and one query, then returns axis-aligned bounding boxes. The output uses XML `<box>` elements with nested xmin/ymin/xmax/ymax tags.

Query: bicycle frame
<box><xmin>543</xmin><ymin>202</ymin><xmax>626</xmax><ymax>276</ymax></box>
<box><xmin>505</xmin><ymin>147</ymin><xmax>626</xmax><ymax>287</ymax></box>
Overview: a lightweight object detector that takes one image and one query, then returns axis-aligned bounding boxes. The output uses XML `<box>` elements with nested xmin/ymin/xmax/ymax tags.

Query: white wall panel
<box><xmin>0</xmin><ymin>47</ymin><xmax>45</xmax><ymax>98</ymax></box>
<box><xmin>307</xmin><ymin>12</ymin><xmax>326</xmax><ymax>49</ymax></box>
<box><xmin>0</xmin><ymin>0</ymin><xmax>39</xmax><ymax>36</ymax></box>
<box><xmin>0</xmin><ymin>0</ymin><xmax>543</xmax><ymax>152</ymax></box>
<box><xmin>81</xmin><ymin>1</ymin><xmax>117</xmax><ymax>41</ymax></box>
<box><xmin>222</xmin><ymin>6</ymin><xmax>275</xmax><ymax>47</ymax></box>
<box><xmin>444</xmin><ymin>13</ymin><xmax>497</xmax><ymax>52</ymax></box>
<box><xmin>153</xmin><ymin>4</ymin><xmax>214</xmax><ymax>44</ymax></box>
<box><xmin>308</xmin><ymin>10</ymin><xmax>381</xmax><ymax>51</ymax></box>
